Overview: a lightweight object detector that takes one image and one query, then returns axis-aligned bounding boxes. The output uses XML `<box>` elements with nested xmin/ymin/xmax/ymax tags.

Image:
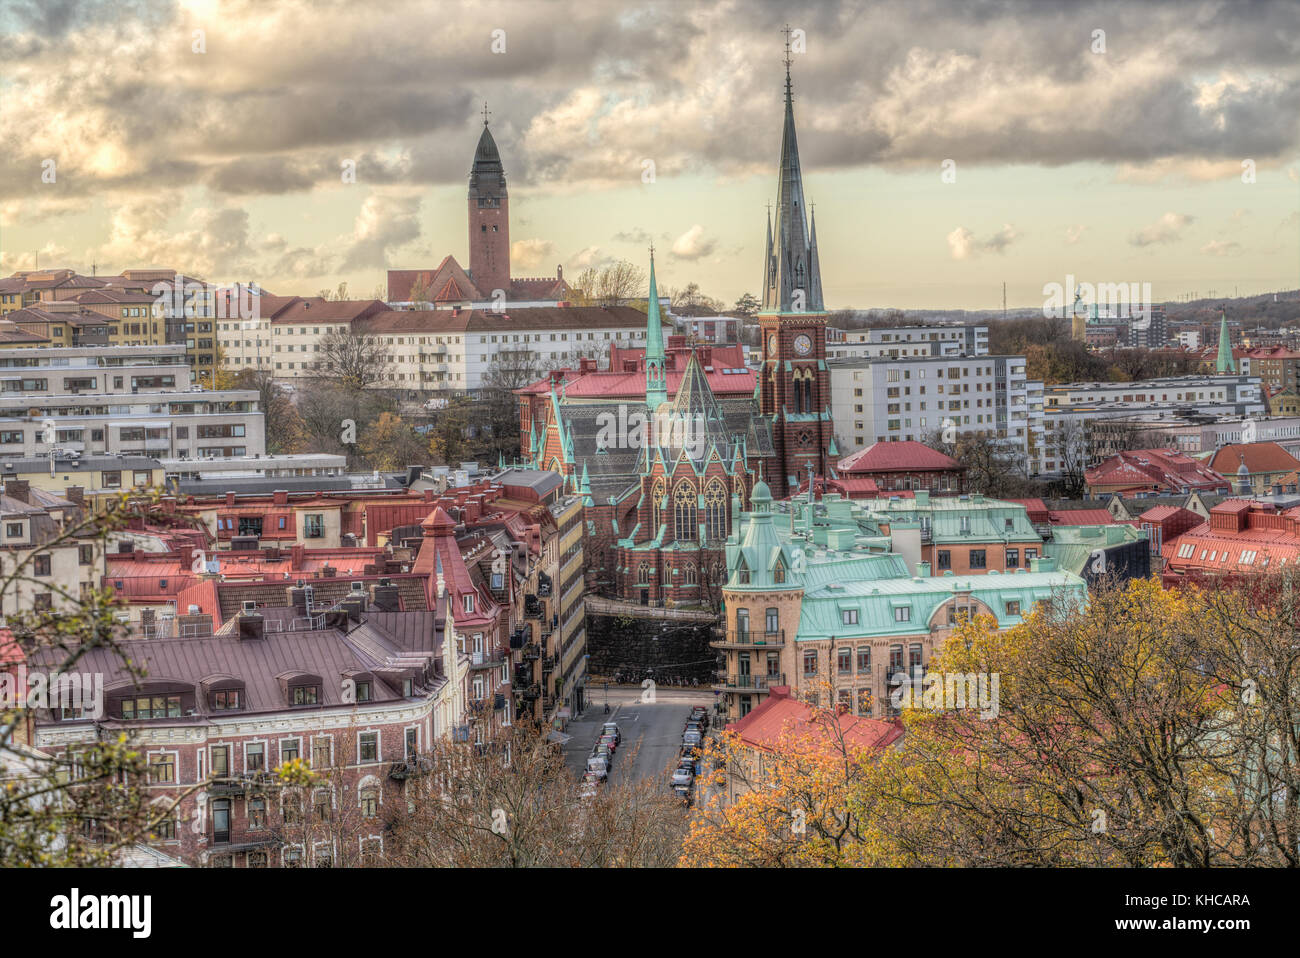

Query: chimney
<box><xmin>290</xmin><ymin>543</ymin><xmax>306</xmax><ymax>567</ymax></box>
<box><xmin>371</xmin><ymin>579</ymin><xmax>401</xmax><ymax>612</ymax></box>
<box><xmin>64</xmin><ymin>486</ymin><xmax>85</xmax><ymax>508</ymax></box>
<box><xmin>6</xmin><ymin>480</ymin><xmax>29</xmax><ymax>504</ymax></box>
<box><xmin>287</xmin><ymin>582</ymin><xmax>310</xmax><ymax>615</ymax></box>
<box><xmin>917</xmin><ymin>560</ymin><xmax>931</xmax><ymax>577</ymax></box>
<box><xmin>341</xmin><ymin>596</ymin><xmax>364</xmax><ymax>623</ymax></box>
<box><xmin>225</xmin><ymin>491</ymin><xmax>236</xmax><ymax>507</ymax></box>
<box><xmin>273</xmin><ymin>489</ymin><xmax>288</xmax><ymax>506</ymax></box>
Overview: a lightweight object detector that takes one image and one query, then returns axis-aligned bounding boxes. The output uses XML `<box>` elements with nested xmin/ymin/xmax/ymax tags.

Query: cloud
<box><xmin>613</xmin><ymin>228</ymin><xmax>653</xmax><ymax>245</ymax></box>
<box><xmin>511</xmin><ymin>238</ymin><xmax>557</xmax><ymax>270</ymax></box>
<box><xmin>1130</xmin><ymin>212</ymin><xmax>1195</xmax><ymax>247</ymax></box>
<box><xmin>1064</xmin><ymin>225</ymin><xmax>1087</xmax><ymax>245</ymax></box>
<box><xmin>670</xmin><ymin>224</ymin><xmax>717</xmax><ymax>261</ymax></box>
<box><xmin>947</xmin><ymin>223</ymin><xmax>1020</xmax><ymax>260</ymax></box>
<box><xmin>1201</xmin><ymin>239</ymin><xmax>1241</xmax><ymax>256</ymax></box>
<box><xmin>569</xmin><ymin>246</ymin><xmax>606</xmax><ymax>270</ymax></box>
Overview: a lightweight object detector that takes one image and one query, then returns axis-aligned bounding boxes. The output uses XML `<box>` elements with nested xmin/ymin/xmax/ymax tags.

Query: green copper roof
<box><xmin>1215</xmin><ymin>311</ymin><xmax>1235</xmax><ymax>374</ymax></box>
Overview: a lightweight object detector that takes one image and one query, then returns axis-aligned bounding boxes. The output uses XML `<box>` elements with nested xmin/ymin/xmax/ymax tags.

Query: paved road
<box><xmin>563</xmin><ymin>687</ymin><xmax>715</xmax><ymax>786</ymax></box>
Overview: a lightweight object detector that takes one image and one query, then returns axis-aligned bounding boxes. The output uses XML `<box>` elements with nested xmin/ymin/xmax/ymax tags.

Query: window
<box><xmin>313</xmin><ymin>789</ymin><xmax>331</xmax><ymax>822</ymax></box>
<box><xmin>735</xmin><ymin>558</ymin><xmax>750</xmax><ymax>585</ymax></box>
<box><xmin>936</xmin><ymin>550</ymin><xmax>951</xmax><ymax>570</ymax></box>
<box><xmin>292</xmin><ymin>685</ymin><xmax>319</xmax><ymax>706</ymax></box>
<box><xmin>102</xmin><ymin>471</ymin><xmax>122</xmax><ymax>488</ymax></box>
<box><xmin>79</xmin><ymin>544</ymin><xmax>94</xmax><ymax>566</ymax></box>
<box><xmin>6</xmin><ymin>523</ymin><xmax>23</xmax><ymax>538</ymax></box>
<box><xmin>841</xmin><ymin>608</ymin><xmax>859</xmax><ymax>625</ymax></box>
<box><xmin>249</xmin><ymin>798</ymin><xmax>267</xmax><ymax>829</ymax></box>
<box><xmin>245</xmin><ymin>742</ymin><xmax>265</xmax><ymax>772</ymax></box>
<box><xmin>837</xmin><ymin>648</ymin><xmax>852</xmax><ymax>674</ymax></box>
<box><xmin>212</xmin><ymin>689</ymin><xmax>240</xmax><ymax>710</ymax></box>
<box><xmin>360</xmin><ymin>786</ymin><xmax>378</xmax><ymax>819</ymax></box>
<box><xmin>765</xmin><ymin>608</ymin><xmax>779</xmax><ymax>634</ymax></box>
<box><xmin>281</xmin><ymin>738</ymin><xmax>300</xmax><ymax>764</ymax></box>
<box><xmin>673</xmin><ymin>483</ymin><xmax>696</xmax><ymax>542</ymax></box>
<box><xmin>122</xmin><ymin>695</ymin><xmax>181</xmax><ymax>720</ymax></box>
<box><xmin>355</xmin><ymin>680</ymin><xmax>371</xmax><ymax>703</ymax></box>
<box><xmin>704</xmin><ymin>480</ymin><xmax>727</xmax><ymax>542</ymax></box>
<box><xmin>34</xmin><ymin>554</ymin><xmax>51</xmax><ymax>576</ymax></box>
<box><xmin>211</xmin><ymin>746</ymin><xmax>229</xmax><ymax>776</ymax></box>
<box><xmin>1005</xmin><ymin>600</ymin><xmax>1021</xmax><ymax>616</ymax></box>
<box><xmin>405</xmin><ymin>728</ymin><xmax>418</xmax><ymax>759</ymax></box>
<box><xmin>148</xmin><ymin>753</ymin><xmax>175</xmax><ymax>784</ymax></box>
<box><xmin>312</xmin><ymin>738</ymin><xmax>331</xmax><ymax>769</ymax></box>
<box><xmin>969</xmin><ymin>550</ymin><xmax>986</xmax><ymax>569</ymax></box>
<box><xmin>857</xmin><ymin>646</ymin><xmax>871</xmax><ymax>673</ymax></box>
<box><xmin>894</xmin><ymin>605</ymin><xmax>911</xmax><ymax>622</ymax></box>
<box><xmin>359</xmin><ymin>732</ymin><xmax>378</xmax><ymax>763</ymax></box>
<box><xmin>304</xmin><ymin>514</ymin><xmax>324</xmax><ymax>538</ymax></box>
<box><xmin>1006</xmin><ymin>548</ymin><xmax>1019</xmax><ymax>569</ymax></box>
<box><xmin>803</xmin><ymin>651</ymin><xmax>818</xmax><ymax>675</ymax></box>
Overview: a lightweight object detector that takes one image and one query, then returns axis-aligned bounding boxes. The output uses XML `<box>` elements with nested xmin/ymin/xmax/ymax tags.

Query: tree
<box><xmin>667</xmin><ymin>282</ymin><xmax>724</xmax><ymax>316</ymax></box>
<box><xmin>358</xmin><ymin>412</ymin><xmax>429</xmax><ymax>472</ymax></box>
<box><xmin>864</xmin><ymin>577</ymin><xmax>1300</xmax><ymax>867</ymax></box>
<box><xmin>317</xmin><ymin>281</ymin><xmax>349</xmax><ymax>301</ymax></box>
<box><xmin>922</xmin><ymin>428</ymin><xmax>1036</xmax><ymax>499</ymax></box>
<box><xmin>232</xmin><ymin>368</ymin><xmax>300</xmax><ymax>454</ymax></box>
<box><xmin>382</xmin><ymin>724</ymin><xmax>687</xmax><ymax>867</ymax></box>
<box><xmin>406</xmin><ymin>275</ymin><xmax>433</xmax><ymax>308</ymax></box>
<box><xmin>316</xmin><ymin>328</ymin><xmax>393</xmax><ymax>392</ymax></box>
<box><xmin>568</xmin><ymin>261</ymin><xmax>646</xmax><ymax>308</ymax></box>
<box><xmin>733</xmin><ymin>293</ymin><xmax>760</xmax><ymax>318</ymax></box>
<box><xmin>0</xmin><ymin>492</ymin><xmax>208</xmax><ymax>865</ymax></box>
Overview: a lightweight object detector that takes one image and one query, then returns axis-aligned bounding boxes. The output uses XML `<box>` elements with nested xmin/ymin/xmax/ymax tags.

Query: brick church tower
<box><xmin>757</xmin><ymin>34</ymin><xmax>835</xmax><ymax>497</ymax></box>
<box><xmin>468</xmin><ymin>109</ymin><xmax>511</xmax><ymax>298</ymax></box>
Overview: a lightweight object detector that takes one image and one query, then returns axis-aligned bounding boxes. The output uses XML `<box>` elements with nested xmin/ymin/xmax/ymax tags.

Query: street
<box><xmin>563</xmin><ymin>686</ymin><xmax>716</xmax><ymax>786</ymax></box>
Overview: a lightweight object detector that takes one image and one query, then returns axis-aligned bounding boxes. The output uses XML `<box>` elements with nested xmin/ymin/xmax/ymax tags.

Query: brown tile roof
<box><xmin>356</xmin><ymin>304</ymin><xmax>653</xmax><ymax>335</ymax></box>
<box><xmin>266</xmin><ymin>298</ymin><xmax>388</xmax><ymax>324</ymax></box>
<box><xmin>1209</xmin><ymin>442</ymin><xmax>1300</xmax><ymax>476</ymax></box>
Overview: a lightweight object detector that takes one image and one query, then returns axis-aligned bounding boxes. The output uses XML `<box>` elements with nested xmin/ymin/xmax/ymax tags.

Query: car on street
<box><xmin>673</xmin><ymin>784</ymin><xmax>693</xmax><ymax>806</ymax></box>
<box><xmin>598</xmin><ymin>733</ymin><xmax>618</xmax><ymax>753</ymax></box>
<box><xmin>586</xmin><ymin>756</ymin><xmax>609</xmax><ymax>779</ymax></box>
<box><xmin>593</xmin><ymin>743</ymin><xmax>614</xmax><ymax>766</ymax></box>
<box><xmin>680</xmin><ymin>742</ymin><xmax>701</xmax><ymax>761</ymax></box>
<box><xmin>682</xmin><ymin>729</ymin><xmax>702</xmax><ymax>749</ymax></box>
<box><xmin>670</xmin><ymin>765</ymin><xmax>693</xmax><ymax>787</ymax></box>
<box><xmin>601</xmin><ymin>722</ymin><xmax>621</xmax><ymax>745</ymax></box>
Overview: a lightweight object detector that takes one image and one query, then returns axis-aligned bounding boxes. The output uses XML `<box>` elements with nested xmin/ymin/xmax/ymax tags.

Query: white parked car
<box><xmin>670</xmin><ymin>766</ymin><xmax>693</xmax><ymax>787</ymax></box>
<box><xmin>586</xmin><ymin>756</ymin><xmax>608</xmax><ymax>780</ymax></box>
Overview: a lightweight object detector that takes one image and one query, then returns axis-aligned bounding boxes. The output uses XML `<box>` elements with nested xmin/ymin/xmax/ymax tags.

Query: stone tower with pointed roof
<box><xmin>758</xmin><ymin>32</ymin><xmax>835</xmax><ymax>498</ymax></box>
<box><xmin>1215</xmin><ymin>310</ymin><xmax>1236</xmax><ymax>375</ymax></box>
<box><xmin>645</xmin><ymin>251</ymin><xmax>668</xmax><ymax>411</ymax></box>
<box><xmin>468</xmin><ymin>108</ymin><xmax>511</xmax><ymax>298</ymax></box>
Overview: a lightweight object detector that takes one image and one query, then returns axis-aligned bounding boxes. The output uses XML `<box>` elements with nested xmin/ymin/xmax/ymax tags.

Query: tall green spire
<box><xmin>1215</xmin><ymin>310</ymin><xmax>1235</xmax><ymax>374</ymax></box>
<box><xmin>645</xmin><ymin>249</ymin><xmax>667</xmax><ymax>411</ymax></box>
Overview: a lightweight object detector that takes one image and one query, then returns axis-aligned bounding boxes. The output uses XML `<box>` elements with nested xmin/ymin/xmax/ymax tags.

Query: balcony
<box><xmin>509</xmin><ymin>627</ymin><xmax>528</xmax><ymax>650</ymax></box>
<box><xmin>542</xmin><ymin>655</ymin><xmax>557</xmax><ymax>672</ymax></box>
<box><xmin>470</xmin><ymin>648</ymin><xmax>506</xmax><ymax>669</ymax></box>
<box><xmin>521</xmin><ymin>642</ymin><xmax>541</xmax><ymax>661</ymax></box>
<box><xmin>388</xmin><ymin>755</ymin><xmax>434</xmax><ymax>781</ymax></box>
<box><xmin>711</xmin><ymin>630</ymin><xmax>785</xmax><ymax>650</ymax></box>
<box><xmin>524</xmin><ymin>595</ymin><xmax>542</xmax><ymax>618</ymax></box>
<box><xmin>208</xmin><ymin>771</ymin><xmax>275</xmax><ymax>796</ymax></box>
<box><xmin>715</xmin><ymin>672</ymin><xmax>786</xmax><ymax>691</ymax></box>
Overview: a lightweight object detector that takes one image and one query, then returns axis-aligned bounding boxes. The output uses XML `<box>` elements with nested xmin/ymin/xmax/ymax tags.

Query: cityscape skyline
<box><xmin>1</xmin><ymin>0</ymin><xmax>1297</xmax><ymax>309</ymax></box>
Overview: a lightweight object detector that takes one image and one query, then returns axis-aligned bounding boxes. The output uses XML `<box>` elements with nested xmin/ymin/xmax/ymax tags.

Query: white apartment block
<box><xmin>829</xmin><ymin>354</ymin><xmax>1028</xmax><ymax>457</ymax></box>
<box><xmin>825</xmin><ymin>324</ymin><xmax>989</xmax><ymax>360</ymax></box>
<box><xmin>217</xmin><ymin>302</ymin><xmax>660</xmax><ymax>396</ymax></box>
<box><xmin>0</xmin><ymin>343</ymin><xmax>264</xmax><ymax>459</ymax></box>
<box><xmin>1030</xmin><ymin>375</ymin><xmax>1267</xmax><ymax>476</ymax></box>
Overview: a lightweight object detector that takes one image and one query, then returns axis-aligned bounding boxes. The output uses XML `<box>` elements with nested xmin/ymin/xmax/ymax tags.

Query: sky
<box><xmin>0</xmin><ymin>0</ymin><xmax>1297</xmax><ymax>311</ymax></box>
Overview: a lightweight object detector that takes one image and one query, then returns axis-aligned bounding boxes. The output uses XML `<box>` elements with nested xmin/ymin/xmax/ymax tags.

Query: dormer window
<box><xmin>212</xmin><ymin>689</ymin><xmax>241</xmax><ymax>711</ymax></box>
<box><xmin>355</xmin><ymin>681</ymin><xmax>371</xmax><ymax>703</ymax></box>
<box><xmin>291</xmin><ymin>685</ymin><xmax>319</xmax><ymax>706</ymax></box>
<box><xmin>736</xmin><ymin>558</ymin><xmax>750</xmax><ymax>585</ymax></box>
<box><xmin>463</xmin><ymin>593</ymin><xmax>474</xmax><ymax>614</ymax></box>
<box><xmin>772</xmin><ymin>560</ymin><xmax>786</xmax><ymax>584</ymax></box>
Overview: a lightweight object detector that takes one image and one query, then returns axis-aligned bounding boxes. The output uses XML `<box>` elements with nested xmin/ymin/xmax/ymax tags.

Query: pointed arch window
<box><xmin>704</xmin><ymin>480</ymin><xmax>727</xmax><ymax>542</ymax></box>
<box><xmin>684</xmin><ymin>564</ymin><xmax>698</xmax><ymax>586</ymax></box>
<box><xmin>773</xmin><ymin>558</ymin><xmax>786</xmax><ymax>584</ymax></box>
<box><xmin>736</xmin><ymin>557</ymin><xmax>751</xmax><ymax>585</ymax></box>
<box><xmin>651</xmin><ymin>478</ymin><xmax>666</xmax><ymax>533</ymax></box>
<box><xmin>637</xmin><ymin>564</ymin><xmax>652</xmax><ymax>587</ymax></box>
<box><xmin>673</xmin><ymin>482</ymin><xmax>696</xmax><ymax>542</ymax></box>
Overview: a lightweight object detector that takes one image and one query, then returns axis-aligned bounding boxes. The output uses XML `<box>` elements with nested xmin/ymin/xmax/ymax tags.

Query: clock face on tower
<box><xmin>768</xmin><ymin>334</ymin><xmax>777</xmax><ymax>354</ymax></box>
<box><xmin>793</xmin><ymin>333</ymin><xmax>813</xmax><ymax>356</ymax></box>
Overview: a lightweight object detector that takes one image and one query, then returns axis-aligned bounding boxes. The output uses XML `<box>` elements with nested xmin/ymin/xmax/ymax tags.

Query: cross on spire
<box><xmin>648</xmin><ymin>242</ymin><xmax>655</xmax><ymax>259</ymax></box>
<box><xmin>481</xmin><ymin>101</ymin><xmax>491</xmax><ymax>126</ymax></box>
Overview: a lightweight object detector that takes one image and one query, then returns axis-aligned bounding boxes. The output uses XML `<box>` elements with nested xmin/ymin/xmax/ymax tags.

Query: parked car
<box><xmin>682</xmin><ymin>729</ymin><xmax>702</xmax><ymax>749</ymax></box>
<box><xmin>593</xmin><ymin>743</ymin><xmax>614</xmax><ymax>766</ymax></box>
<box><xmin>586</xmin><ymin>757</ymin><xmax>608</xmax><ymax>780</ymax></box>
<box><xmin>673</xmin><ymin>784</ymin><xmax>693</xmax><ymax>806</ymax></box>
<box><xmin>598</xmin><ymin>733</ymin><xmax>618</xmax><ymax>753</ymax></box>
<box><xmin>680</xmin><ymin>743</ymin><xmax>702</xmax><ymax>761</ymax></box>
<box><xmin>601</xmin><ymin>722</ymin><xmax>621</xmax><ymax>745</ymax></box>
<box><xmin>579</xmin><ymin>771</ymin><xmax>602</xmax><ymax>798</ymax></box>
<box><xmin>670</xmin><ymin>765</ymin><xmax>694</xmax><ymax>787</ymax></box>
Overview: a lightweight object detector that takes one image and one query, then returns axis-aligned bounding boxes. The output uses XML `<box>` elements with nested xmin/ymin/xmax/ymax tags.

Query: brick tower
<box><xmin>468</xmin><ymin>105</ymin><xmax>511</xmax><ymax>298</ymax></box>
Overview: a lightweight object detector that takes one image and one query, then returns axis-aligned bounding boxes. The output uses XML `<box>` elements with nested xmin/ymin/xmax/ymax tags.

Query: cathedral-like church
<box><xmin>515</xmin><ymin>57</ymin><xmax>836</xmax><ymax>605</ymax></box>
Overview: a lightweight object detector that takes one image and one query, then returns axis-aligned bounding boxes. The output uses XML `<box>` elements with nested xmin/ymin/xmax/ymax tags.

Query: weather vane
<box><xmin>482</xmin><ymin>101</ymin><xmax>491</xmax><ymax>126</ymax></box>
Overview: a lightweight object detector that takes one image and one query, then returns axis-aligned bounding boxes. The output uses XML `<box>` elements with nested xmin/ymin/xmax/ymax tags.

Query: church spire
<box><xmin>645</xmin><ymin>248</ymin><xmax>667</xmax><ymax>411</ymax></box>
<box><xmin>1215</xmin><ymin>310</ymin><xmax>1236</xmax><ymax>374</ymax></box>
<box><xmin>763</xmin><ymin>28</ymin><xmax>822</xmax><ymax>313</ymax></box>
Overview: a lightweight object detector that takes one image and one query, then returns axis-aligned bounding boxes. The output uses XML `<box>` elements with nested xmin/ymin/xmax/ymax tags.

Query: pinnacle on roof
<box><xmin>645</xmin><ymin>248</ymin><xmax>668</xmax><ymax>411</ymax></box>
<box><xmin>659</xmin><ymin>350</ymin><xmax>731</xmax><ymax>462</ymax></box>
<box><xmin>469</xmin><ymin>114</ymin><xmax>506</xmax><ymax>196</ymax></box>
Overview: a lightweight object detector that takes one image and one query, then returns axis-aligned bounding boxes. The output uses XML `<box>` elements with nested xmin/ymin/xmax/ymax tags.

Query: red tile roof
<box><xmin>1086</xmin><ymin>448</ymin><xmax>1229</xmax><ymax>494</ymax></box>
<box><xmin>1209</xmin><ymin>442</ymin><xmax>1300</xmax><ymax>476</ymax></box>
<box><xmin>727</xmin><ymin>687</ymin><xmax>902</xmax><ymax>754</ymax></box>
<box><xmin>838</xmin><ymin>441</ymin><xmax>963</xmax><ymax>475</ymax></box>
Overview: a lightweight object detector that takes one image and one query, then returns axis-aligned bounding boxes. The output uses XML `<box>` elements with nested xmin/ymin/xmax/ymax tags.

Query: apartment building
<box><xmin>219</xmin><ymin>298</ymin><xmax>661</xmax><ymax>396</ymax></box>
<box><xmin>713</xmin><ymin>481</ymin><xmax>1086</xmax><ymax>722</ymax></box>
<box><xmin>1032</xmin><ymin>374</ymin><xmax>1266</xmax><ymax>476</ymax></box>
<box><xmin>0</xmin><ymin>343</ymin><xmax>263</xmax><ymax>460</ymax></box>
<box><xmin>0</xmin><ymin>480</ymin><xmax>101</xmax><ymax>622</ymax></box>
<box><xmin>829</xmin><ymin>354</ymin><xmax>1028</xmax><ymax>457</ymax></box>
<box><xmin>825</xmin><ymin>323</ymin><xmax>989</xmax><ymax>360</ymax></box>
